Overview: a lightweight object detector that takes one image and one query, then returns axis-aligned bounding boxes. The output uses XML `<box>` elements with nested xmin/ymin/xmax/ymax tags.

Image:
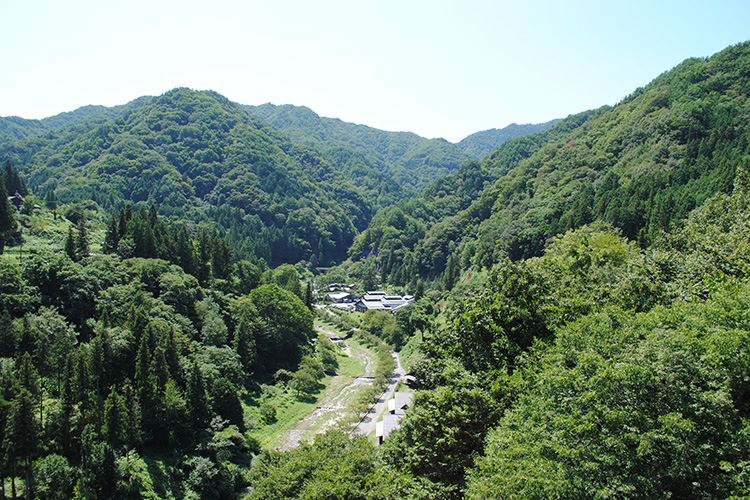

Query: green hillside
<box><xmin>0</xmin><ymin>89</ymin><xmax>372</xmax><ymax>266</ymax></box>
<box><xmin>243</xmin><ymin>103</ymin><xmax>472</xmax><ymax>198</ymax></box>
<box><xmin>350</xmin><ymin>42</ymin><xmax>750</xmax><ymax>287</ymax></box>
<box><xmin>0</xmin><ymin>96</ymin><xmax>152</xmax><ymax>143</ymax></box>
<box><xmin>456</xmin><ymin>119</ymin><xmax>561</xmax><ymax>160</ymax></box>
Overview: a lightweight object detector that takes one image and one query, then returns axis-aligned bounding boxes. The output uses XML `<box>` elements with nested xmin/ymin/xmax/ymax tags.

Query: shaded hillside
<box><xmin>243</xmin><ymin>103</ymin><xmax>471</xmax><ymax>199</ymax></box>
<box><xmin>457</xmin><ymin>119</ymin><xmax>561</xmax><ymax>160</ymax></box>
<box><xmin>0</xmin><ymin>96</ymin><xmax>152</xmax><ymax>143</ymax></box>
<box><xmin>0</xmin><ymin>89</ymin><xmax>372</xmax><ymax>266</ymax></box>
<box><xmin>349</xmin><ymin>42</ymin><xmax>750</xmax><ymax>286</ymax></box>
<box><xmin>346</xmin><ymin>111</ymin><xmax>595</xmax><ymax>284</ymax></box>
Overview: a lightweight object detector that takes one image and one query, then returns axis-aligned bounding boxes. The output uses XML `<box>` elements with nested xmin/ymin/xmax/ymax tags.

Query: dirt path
<box><xmin>351</xmin><ymin>351</ymin><xmax>405</xmax><ymax>437</ymax></box>
<box><xmin>277</xmin><ymin>325</ymin><xmax>376</xmax><ymax>450</ymax></box>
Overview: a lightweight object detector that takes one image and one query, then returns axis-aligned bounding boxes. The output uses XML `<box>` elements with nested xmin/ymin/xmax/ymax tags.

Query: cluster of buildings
<box><xmin>326</xmin><ymin>289</ymin><xmax>415</xmax><ymax>313</ymax></box>
<box><xmin>376</xmin><ymin>391</ymin><xmax>414</xmax><ymax>445</ymax></box>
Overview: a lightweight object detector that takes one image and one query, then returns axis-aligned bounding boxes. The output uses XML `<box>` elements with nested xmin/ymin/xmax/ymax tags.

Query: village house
<box><xmin>354</xmin><ymin>291</ymin><xmax>414</xmax><ymax>313</ymax></box>
<box><xmin>376</xmin><ymin>391</ymin><xmax>414</xmax><ymax>445</ymax></box>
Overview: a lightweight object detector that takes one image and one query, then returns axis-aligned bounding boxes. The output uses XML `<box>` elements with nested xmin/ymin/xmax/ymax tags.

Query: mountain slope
<box><xmin>243</xmin><ymin>103</ymin><xmax>472</xmax><ymax>198</ymax></box>
<box><xmin>457</xmin><ymin>119</ymin><xmax>561</xmax><ymax>160</ymax></box>
<box><xmin>0</xmin><ymin>96</ymin><xmax>152</xmax><ymax>143</ymax></box>
<box><xmin>350</xmin><ymin>41</ymin><xmax>750</xmax><ymax>286</ymax></box>
<box><xmin>0</xmin><ymin>88</ymin><xmax>373</xmax><ymax>265</ymax></box>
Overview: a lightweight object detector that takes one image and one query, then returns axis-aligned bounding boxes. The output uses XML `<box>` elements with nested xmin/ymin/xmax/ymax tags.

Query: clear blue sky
<box><xmin>2</xmin><ymin>0</ymin><xmax>749</xmax><ymax>142</ymax></box>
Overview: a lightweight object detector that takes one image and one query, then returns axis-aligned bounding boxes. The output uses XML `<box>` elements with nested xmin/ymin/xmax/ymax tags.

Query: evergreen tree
<box><xmin>75</xmin><ymin>217</ymin><xmax>89</xmax><ymax>259</ymax></box>
<box><xmin>102</xmin><ymin>214</ymin><xmax>119</xmax><ymax>254</ymax></box>
<box><xmin>210</xmin><ymin>378</ymin><xmax>245</xmax><ymax>432</ymax></box>
<box><xmin>3</xmin><ymin>390</ymin><xmax>38</xmax><ymax>500</ymax></box>
<box><xmin>0</xmin><ymin>175</ymin><xmax>15</xmax><ymax>255</ymax></box>
<box><xmin>122</xmin><ymin>384</ymin><xmax>142</xmax><ymax>449</ymax></box>
<box><xmin>59</xmin><ymin>357</ymin><xmax>75</xmax><ymax>455</ymax></box>
<box><xmin>134</xmin><ymin>330</ymin><xmax>154</xmax><ymax>432</ymax></box>
<box><xmin>44</xmin><ymin>188</ymin><xmax>58</xmax><ymax>213</ymax></box>
<box><xmin>232</xmin><ymin>318</ymin><xmax>257</xmax><ymax>374</ymax></box>
<box><xmin>65</xmin><ymin>226</ymin><xmax>77</xmax><ymax>262</ymax></box>
<box><xmin>211</xmin><ymin>231</ymin><xmax>232</xmax><ymax>280</ymax></box>
<box><xmin>187</xmin><ymin>360</ymin><xmax>210</xmax><ymax>432</ymax></box>
<box><xmin>3</xmin><ymin>160</ymin><xmax>27</xmax><ymax>197</ymax></box>
<box><xmin>305</xmin><ymin>281</ymin><xmax>314</xmax><ymax>310</ymax></box>
<box><xmin>102</xmin><ymin>387</ymin><xmax>127</xmax><ymax>449</ymax></box>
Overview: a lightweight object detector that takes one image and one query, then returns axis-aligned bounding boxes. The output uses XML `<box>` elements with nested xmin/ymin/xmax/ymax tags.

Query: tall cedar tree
<box><xmin>0</xmin><ymin>174</ymin><xmax>15</xmax><ymax>255</ymax></box>
<box><xmin>3</xmin><ymin>160</ymin><xmax>27</xmax><ymax>197</ymax></box>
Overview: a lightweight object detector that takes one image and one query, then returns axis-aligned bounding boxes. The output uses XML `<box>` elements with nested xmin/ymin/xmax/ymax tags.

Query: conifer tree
<box><xmin>3</xmin><ymin>389</ymin><xmax>38</xmax><ymax>500</ymax></box>
<box><xmin>232</xmin><ymin>320</ymin><xmax>257</xmax><ymax>374</ymax></box>
<box><xmin>3</xmin><ymin>160</ymin><xmax>27</xmax><ymax>197</ymax></box>
<box><xmin>102</xmin><ymin>214</ymin><xmax>119</xmax><ymax>254</ymax></box>
<box><xmin>187</xmin><ymin>360</ymin><xmax>210</xmax><ymax>432</ymax></box>
<box><xmin>65</xmin><ymin>226</ymin><xmax>77</xmax><ymax>261</ymax></box>
<box><xmin>102</xmin><ymin>387</ymin><xmax>127</xmax><ymax>449</ymax></box>
<box><xmin>305</xmin><ymin>281</ymin><xmax>314</xmax><ymax>310</ymax></box>
<box><xmin>76</xmin><ymin>217</ymin><xmax>89</xmax><ymax>259</ymax></box>
<box><xmin>60</xmin><ymin>357</ymin><xmax>74</xmax><ymax>455</ymax></box>
<box><xmin>134</xmin><ymin>330</ymin><xmax>153</xmax><ymax>416</ymax></box>
<box><xmin>44</xmin><ymin>188</ymin><xmax>58</xmax><ymax>213</ymax></box>
<box><xmin>122</xmin><ymin>384</ymin><xmax>142</xmax><ymax>449</ymax></box>
<box><xmin>0</xmin><ymin>175</ymin><xmax>15</xmax><ymax>255</ymax></box>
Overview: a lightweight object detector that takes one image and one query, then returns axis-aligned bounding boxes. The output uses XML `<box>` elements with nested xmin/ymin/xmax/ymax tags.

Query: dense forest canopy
<box><xmin>1</xmin><ymin>40</ymin><xmax>750</xmax><ymax>500</ymax></box>
<box><xmin>0</xmin><ymin>97</ymin><xmax>152</xmax><ymax>143</ymax></box>
<box><xmin>1</xmin><ymin>90</ymin><xmax>549</xmax><ymax>269</ymax></box>
<box><xmin>456</xmin><ymin>119</ymin><xmax>561</xmax><ymax>160</ymax></box>
<box><xmin>346</xmin><ymin>42</ymin><xmax>750</xmax><ymax>291</ymax></box>
<box><xmin>243</xmin><ymin>103</ymin><xmax>471</xmax><ymax>197</ymax></box>
<box><xmin>0</xmin><ymin>89</ymin><xmax>374</xmax><ymax>266</ymax></box>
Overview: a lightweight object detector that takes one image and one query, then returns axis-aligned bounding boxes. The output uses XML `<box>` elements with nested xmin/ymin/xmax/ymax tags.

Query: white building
<box><xmin>354</xmin><ymin>292</ymin><xmax>414</xmax><ymax>313</ymax></box>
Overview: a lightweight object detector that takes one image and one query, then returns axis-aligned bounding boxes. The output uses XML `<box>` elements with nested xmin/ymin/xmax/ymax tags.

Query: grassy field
<box><xmin>246</xmin><ymin>322</ymin><xmax>388</xmax><ymax>449</ymax></box>
<box><xmin>2</xmin><ymin>207</ymin><xmax>106</xmax><ymax>264</ymax></box>
<box><xmin>245</xmin><ymin>321</ymin><xmax>376</xmax><ymax>450</ymax></box>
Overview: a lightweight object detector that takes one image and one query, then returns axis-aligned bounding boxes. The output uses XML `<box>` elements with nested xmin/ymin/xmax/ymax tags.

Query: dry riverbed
<box><xmin>276</xmin><ymin>323</ymin><xmax>403</xmax><ymax>450</ymax></box>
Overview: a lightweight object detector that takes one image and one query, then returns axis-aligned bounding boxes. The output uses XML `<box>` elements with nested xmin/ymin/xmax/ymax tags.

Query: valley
<box><xmin>1</xmin><ymin>41</ymin><xmax>750</xmax><ymax>500</ymax></box>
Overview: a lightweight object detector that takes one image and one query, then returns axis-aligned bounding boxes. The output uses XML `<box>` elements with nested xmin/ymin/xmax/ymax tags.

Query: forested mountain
<box><xmin>2</xmin><ymin>39</ymin><xmax>750</xmax><ymax>500</ymax></box>
<box><xmin>243</xmin><ymin>103</ymin><xmax>472</xmax><ymax>199</ymax></box>
<box><xmin>456</xmin><ymin>119</ymin><xmax>561</xmax><ymax>160</ymax></box>
<box><xmin>0</xmin><ymin>89</ymin><xmax>375</xmax><ymax>266</ymax></box>
<box><xmin>247</xmin><ymin>42</ymin><xmax>750</xmax><ymax>500</ymax></box>
<box><xmin>0</xmin><ymin>96</ymin><xmax>152</xmax><ymax>143</ymax></box>
<box><xmin>349</xmin><ymin>42</ymin><xmax>750</xmax><ymax>288</ymax></box>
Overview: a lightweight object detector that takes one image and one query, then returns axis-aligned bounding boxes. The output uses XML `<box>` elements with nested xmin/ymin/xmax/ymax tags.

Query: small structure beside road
<box><xmin>376</xmin><ymin>391</ymin><xmax>414</xmax><ymax>445</ymax></box>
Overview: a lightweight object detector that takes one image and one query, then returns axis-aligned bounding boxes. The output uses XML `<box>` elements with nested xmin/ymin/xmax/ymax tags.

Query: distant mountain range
<box><xmin>0</xmin><ymin>90</ymin><xmax>556</xmax><ymax>265</ymax></box>
<box><xmin>457</xmin><ymin>120</ymin><xmax>560</xmax><ymax>160</ymax></box>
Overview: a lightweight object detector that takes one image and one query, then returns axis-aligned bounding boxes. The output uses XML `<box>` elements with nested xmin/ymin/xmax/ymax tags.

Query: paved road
<box><xmin>278</xmin><ymin>325</ymin><xmax>376</xmax><ymax>450</ymax></box>
<box><xmin>351</xmin><ymin>350</ymin><xmax>405</xmax><ymax>437</ymax></box>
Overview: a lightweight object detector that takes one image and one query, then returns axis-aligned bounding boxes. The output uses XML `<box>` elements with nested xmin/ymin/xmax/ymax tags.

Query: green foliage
<box><xmin>441</xmin><ymin>258</ymin><xmax>551</xmax><ymax>373</ymax></box>
<box><xmin>456</xmin><ymin>119</ymin><xmax>561</xmax><ymax>160</ymax></box>
<box><xmin>34</xmin><ymin>453</ymin><xmax>77</xmax><ymax>500</ymax></box>
<box><xmin>382</xmin><ymin>384</ymin><xmax>500</xmax><ymax>491</ymax></box>
<box><xmin>0</xmin><ymin>166</ymin><xmax>16</xmax><ymax>254</ymax></box>
<box><xmin>362</xmin><ymin>310</ymin><xmax>398</xmax><ymax>345</ymax></box>
<box><xmin>2</xmin><ymin>89</ymin><xmax>372</xmax><ymax>266</ymax></box>
<box><xmin>467</xmin><ymin>290</ymin><xmax>750</xmax><ymax>499</ymax></box>
<box><xmin>3</xmin><ymin>159</ymin><xmax>28</xmax><ymax>196</ymax></box>
<box><xmin>241</xmin><ymin>284</ymin><xmax>314</xmax><ymax>376</ymax></box>
<box><xmin>244</xmin><ymin>103</ymin><xmax>471</xmax><ymax>198</ymax></box>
